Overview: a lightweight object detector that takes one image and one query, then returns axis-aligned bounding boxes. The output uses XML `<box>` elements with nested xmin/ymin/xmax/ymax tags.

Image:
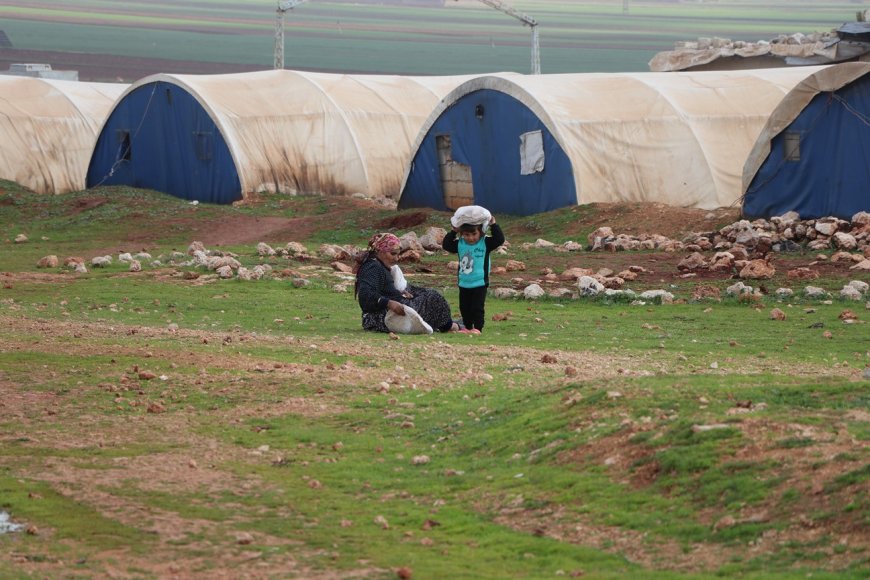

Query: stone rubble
<box><xmin>25</xmin><ymin>210</ymin><xmax>869</xmax><ymax>305</ymax></box>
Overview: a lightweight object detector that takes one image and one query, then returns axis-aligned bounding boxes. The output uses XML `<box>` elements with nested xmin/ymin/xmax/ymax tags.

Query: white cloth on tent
<box><xmin>519</xmin><ymin>130</ymin><xmax>545</xmax><ymax>175</ymax></box>
<box><xmin>391</xmin><ymin>265</ymin><xmax>408</xmax><ymax>292</ymax></box>
<box><xmin>450</xmin><ymin>205</ymin><xmax>492</xmax><ymax>233</ymax></box>
<box><xmin>384</xmin><ymin>306</ymin><xmax>433</xmax><ymax>335</ymax></box>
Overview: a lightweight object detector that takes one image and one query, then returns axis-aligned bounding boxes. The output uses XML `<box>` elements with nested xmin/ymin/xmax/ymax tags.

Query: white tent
<box><xmin>0</xmin><ymin>77</ymin><xmax>125</xmax><ymax>194</ymax></box>
<box><xmin>743</xmin><ymin>61</ymin><xmax>870</xmax><ymax>203</ymax></box>
<box><xmin>89</xmin><ymin>70</ymin><xmax>478</xmax><ymax>203</ymax></box>
<box><xmin>399</xmin><ymin>67</ymin><xmax>830</xmax><ymax>214</ymax></box>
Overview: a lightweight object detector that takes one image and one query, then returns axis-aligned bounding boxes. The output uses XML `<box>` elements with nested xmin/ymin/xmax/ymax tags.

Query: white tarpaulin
<box><xmin>404</xmin><ymin>67</ymin><xmax>829</xmax><ymax>209</ymax></box>
<box><xmin>116</xmin><ymin>69</ymin><xmax>478</xmax><ymax>200</ymax></box>
<box><xmin>0</xmin><ymin>77</ymin><xmax>125</xmax><ymax>194</ymax></box>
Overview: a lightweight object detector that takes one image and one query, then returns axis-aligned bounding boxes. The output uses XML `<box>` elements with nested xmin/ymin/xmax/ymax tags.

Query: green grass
<box><xmin>0</xmin><ymin>184</ymin><xmax>868</xmax><ymax>576</ymax></box>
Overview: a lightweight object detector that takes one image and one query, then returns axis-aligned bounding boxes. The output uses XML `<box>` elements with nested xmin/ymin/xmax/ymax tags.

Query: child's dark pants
<box><xmin>459</xmin><ymin>286</ymin><xmax>488</xmax><ymax>331</ymax></box>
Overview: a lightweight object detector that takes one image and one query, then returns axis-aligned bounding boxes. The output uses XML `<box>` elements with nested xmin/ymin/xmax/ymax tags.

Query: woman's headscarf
<box><xmin>368</xmin><ymin>232</ymin><xmax>400</xmax><ymax>253</ymax></box>
<box><xmin>354</xmin><ymin>232</ymin><xmax>402</xmax><ymax>295</ymax></box>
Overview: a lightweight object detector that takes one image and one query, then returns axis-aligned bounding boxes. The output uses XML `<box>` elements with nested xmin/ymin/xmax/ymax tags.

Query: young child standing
<box><xmin>441</xmin><ymin>208</ymin><xmax>505</xmax><ymax>333</ymax></box>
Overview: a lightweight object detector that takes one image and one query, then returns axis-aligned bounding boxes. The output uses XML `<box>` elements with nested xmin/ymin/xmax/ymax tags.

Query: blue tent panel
<box><xmin>399</xmin><ymin>89</ymin><xmax>575</xmax><ymax>216</ymax></box>
<box><xmin>87</xmin><ymin>82</ymin><xmax>241</xmax><ymax>204</ymax></box>
<box><xmin>743</xmin><ymin>77</ymin><xmax>870</xmax><ymax>220</ymax></box>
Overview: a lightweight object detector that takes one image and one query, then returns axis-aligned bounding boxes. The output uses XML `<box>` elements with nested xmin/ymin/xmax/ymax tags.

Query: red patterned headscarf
<box><xmin>368</xmin><ymin>233</ymin><xmax>400</xmax><ymax>253</ymax></box>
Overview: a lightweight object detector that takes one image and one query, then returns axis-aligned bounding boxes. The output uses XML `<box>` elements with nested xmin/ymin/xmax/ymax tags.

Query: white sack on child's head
<box><xmin>385</xmin><ymin>306</ymin><xmax>433</xmax><ymax>335</ymax></box>
<box><xmin>451</xmin><ymin>205</ymin><xmax>491</xmax><ymax>233</ymax></box>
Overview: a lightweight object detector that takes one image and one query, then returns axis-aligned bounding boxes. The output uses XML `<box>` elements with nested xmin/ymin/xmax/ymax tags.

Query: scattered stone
<box><xmin>804</xmin><ymin>286</ymin><xmax>829</xmax><ymax>299</ymax></box>
<box><xmin>692</xmin><ymin>285</ymin><xmax>721</xmax><ymax>301</ymax></box>
<box><xmin>374</xmin><ymin>515</ymin><xmax>390</xmax><ymax>529</ymax></box>
<box><xmin>639</xmin><ymin>289</ymin><xmax>674</xmax><ymax>303</ymax></box>
<box><xmin>578</xmin><ymin>276</ymin><xmax>604</xmax><ymax>296</ymax></box>
<box><xmin>187</xmin><ymin>241</ymin><xmax>206</xmax><ymax>255</ymax></box>
<box><xmin>726</xmin><ymin>281</ymin><xmax>753</xmax><ymax>296</ymax></box>
<box><xmin>839</xmin><ymin>310</ymin><xmax>858</xmax><ymax>321</ymax></box>
<box><xmin>739</xmin><ymin>259</ymin><xmax>775</xmax><ymax>279</ymax></box>
<box><xmin>523</xmin><ymin>284</ymin><xmax>545</xmax><ymax>299</ymax></box>
<box><xmin>36</xmin><ymin>255</ymin><xmax>58</xmax><ymax>269</ymax></box>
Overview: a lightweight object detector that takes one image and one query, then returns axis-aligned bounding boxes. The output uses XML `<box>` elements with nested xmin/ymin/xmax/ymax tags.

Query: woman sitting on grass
<box><xmin>354</xmin><ymin>232</ymin><xmax>457</xmax><ymax>333</ymax></box>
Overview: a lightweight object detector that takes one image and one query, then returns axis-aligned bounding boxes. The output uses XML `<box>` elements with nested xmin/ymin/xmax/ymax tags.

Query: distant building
<box><xmin>649</xmin><ymin>14</ymin><xmax>870</xmax><ymax>72</ymax></box>
<box><xmin>2</xmin><ymin>63</ymin><xmax>78</xmax><ymax>81</ymax></box>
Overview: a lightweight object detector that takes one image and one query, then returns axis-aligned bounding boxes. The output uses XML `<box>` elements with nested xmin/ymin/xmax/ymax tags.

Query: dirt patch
<box><xmin>566</xmin><ymin>203</ymin><xmax>742</xmax><ymax>240</ymax></box>
<box><xmin>65</xmin><ymin>196</ymin><xmax>108</xmax><ymax>216</ymax></box>
<box><xmin>376</xmin><ymin>211</ymin><xmax>430</xmax><ymax>230</ymax></box>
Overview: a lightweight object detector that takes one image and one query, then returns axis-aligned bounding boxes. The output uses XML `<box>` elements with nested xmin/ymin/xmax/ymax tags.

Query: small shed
<box><xmin>398</xmin><ymin>68</ymin><xmax>827</xmax><ymax>216</ymax></box>
<box><xmin>86</xmin><ymin>69</ymin><xmax>472</xmax><ymax>204</ymax></box>
<box><xmin>742</xmin><ymin>62</ymin><xmax>870</xmax><ymax>219</ymax></box>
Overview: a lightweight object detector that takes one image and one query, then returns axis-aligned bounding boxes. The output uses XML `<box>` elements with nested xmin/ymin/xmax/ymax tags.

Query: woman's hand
<box><xmin>387</xmin><ymin>300</ymin><xmax>405</xmax><ymax>315</ymax></box>
<box><xmin>489</xmin><ymin>215</ymin><xmax>496</xmax><ymax>226</ymax></box>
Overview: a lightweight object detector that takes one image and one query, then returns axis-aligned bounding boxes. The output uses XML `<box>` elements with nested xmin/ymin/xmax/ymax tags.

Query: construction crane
<box><xmin>274</xmin><ymin>0</ymin><xmax>307</xmax><ymax>70</ymax></box>
<box><xmin>469</xmin><ymin>0</ymin><xmax>540</xmax><ymax>74</ymax></box>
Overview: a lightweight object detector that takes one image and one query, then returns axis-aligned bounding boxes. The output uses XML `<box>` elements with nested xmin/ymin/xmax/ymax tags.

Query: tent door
<box><xmin>436</xmin><ymin>134</ymin><xmax>473</xmax><ymax>210</ymax></box>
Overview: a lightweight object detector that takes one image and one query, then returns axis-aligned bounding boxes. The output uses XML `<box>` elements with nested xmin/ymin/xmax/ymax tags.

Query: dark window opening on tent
<box><xmin>783</xmin><ymin>132</ymin><xmax>801</xmax><ymax>162</ymax></box>
<box><xmin>116</xmin><ymin>130</ymin><xmax>132</xmax><ymax>162</ymax></box>
<box><xmin>165</xmin><ymin>88</ymin><xmax>173</xmax><ymax>105</ymax></box>
<box><xmin>194</xmin><ymin>132</ymin><xmax>214</xmax><ymax>161</ymax></box>
<box><xmin>436</xmin><ymin>133</ymin><xmax>473</xmax><ymax>210</ymax></box>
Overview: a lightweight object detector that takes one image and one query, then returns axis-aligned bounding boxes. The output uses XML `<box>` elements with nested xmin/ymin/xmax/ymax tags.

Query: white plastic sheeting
<box><xmin>116</xmin><ymin>69</ymin><xmax>477</xmax><ymax>200</ymax></box>
<box><xmin>0</xmin><ymin>77</ymin><xmax>125</xmax><ymax>194</ymax></box>
<box><xmin>404</xmin><ymin>67</ymin><xmax>829</xmax><ymax>210</ymax></box>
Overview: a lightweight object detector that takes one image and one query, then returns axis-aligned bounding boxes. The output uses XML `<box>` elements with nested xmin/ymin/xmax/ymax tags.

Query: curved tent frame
<box><xmin>399</xmin><ymin>67</ymin><xmax>828</xmax><ymax>215</ymax></box>
<box><xmin>742</xmin><ymin>62</ymin><xmax>870</xmax><ymax>219</ymax></box>
<box><xmin>0</xmin><ymin>77</ymin><xmax>125</xmax><ymax>194</ymax></box>
<box><xmin>87</xmin><ymin>69</ymin><xmax>474</xmax><ymax>204</ymax></box>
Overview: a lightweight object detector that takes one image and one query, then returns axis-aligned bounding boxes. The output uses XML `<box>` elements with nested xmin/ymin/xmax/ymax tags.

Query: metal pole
<box><xmin>274</xmin><ymin>9</ymin><xmax>285</xmax><ymax>69</ymax></box>
<box><xmin>531</xmin><ymin>25</ymin><xmax>540</xmax><ymax>74</ymax></box>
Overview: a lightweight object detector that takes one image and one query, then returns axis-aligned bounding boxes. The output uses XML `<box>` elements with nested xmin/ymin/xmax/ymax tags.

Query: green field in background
<box><xmin>0</xmin><ymin>1</ymin><xmax>863</xmax><ymax>74</ymax></box>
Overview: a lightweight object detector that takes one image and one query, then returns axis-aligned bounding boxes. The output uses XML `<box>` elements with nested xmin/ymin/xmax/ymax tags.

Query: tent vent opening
<box><xmin>783</xmin><ymin>132</ymin><xmax>801</xmax><ymax>161</ymax></box>
<box><xmin>436</xmin><ymin>133</ymin><xmax>473</xmax><ymax>210</ymax></box>
<box><xmin>116</xmin><ymin>130</ymin><xmax>131</xmax><ymax>162</ymax></box>
<box><xmin>194</xmin><ymin>132</ymin><xmax>213</xmax><ymax>161</ymax></box>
